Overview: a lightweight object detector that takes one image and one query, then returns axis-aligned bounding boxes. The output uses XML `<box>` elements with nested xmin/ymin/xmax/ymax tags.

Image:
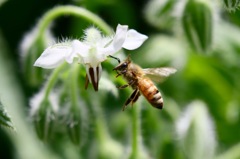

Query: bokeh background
<box><xmin>0</xmin><ymin>0</ymin><xmax>240</xmax><ymax>159</ymax></box>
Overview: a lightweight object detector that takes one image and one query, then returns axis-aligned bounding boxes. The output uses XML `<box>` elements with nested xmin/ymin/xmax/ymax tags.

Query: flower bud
<box><xmin>20</xmin><ymin>27</ymin><xmax>54</xmax><ymax>88</ymax></box>
<box><xmin>99</xmin><ymin>138</ymin><xmax>124</xmax><ymax>159</ymax></box>
<box><xmin>30</xmin><ymin>89</ymin><xmax>58</xmax><ymax>141</ymax></box>
<box><xmin>66</xmin><ymin>108</ymin><xmax>83</xmax><ymax>145</ymax></box>
<box><xmin>144</xmin><ymin>0</ymin><xmax>181</xmax><ymax>30</ymax></box>
<box><xmin>223</xmin><ymin>0</ymin><xmax>240</xmax><ymax>11</ymax></box>
<box><xmin>176</xmin><ymin>101</ymin><xmax>216</xmax><ymax>159</ymax></box>
<box><xmin>182</xmin><ymin>0</ymin><xmax>213</xmax><ymax>53</ymax></box>
<box><xmin>84</xmin><ymin>27</ymin><xmax>102</xmax><ymax>43</ymax></box>
<box><xmin>33</xmin><ymin>99</ymin><xmax>55</xmax><ymax>141</ymax></box>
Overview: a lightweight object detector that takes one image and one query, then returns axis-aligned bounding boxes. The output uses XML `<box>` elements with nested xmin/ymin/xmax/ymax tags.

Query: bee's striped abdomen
<box><xmin>138</xmin><ymin>78</ymin><xmax>163</xmax><ymax>109</ymax></box>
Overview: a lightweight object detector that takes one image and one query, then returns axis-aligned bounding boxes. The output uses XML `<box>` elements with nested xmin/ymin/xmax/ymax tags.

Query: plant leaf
<box><xmin>0</xmin><ymin>101</ymin><xmax>14</xmax><ymax>129</ymax></box>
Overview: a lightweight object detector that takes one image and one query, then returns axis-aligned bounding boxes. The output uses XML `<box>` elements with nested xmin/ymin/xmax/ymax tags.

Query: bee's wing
<box><xmin>142</xmin><ymin>67</ymin><xmax>177</xmax><ymax>83</ymax></box>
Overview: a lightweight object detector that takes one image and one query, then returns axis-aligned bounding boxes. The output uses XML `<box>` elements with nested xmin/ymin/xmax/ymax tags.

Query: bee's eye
<box><xmin>113</xmin><ymin>62</ymin><xmax>128</xmax><ymax>71</ymax></box>
<box><xmin>121</xmin><ymin>62</ymin><xmax>128</xmax><ymax>68</ymax></box>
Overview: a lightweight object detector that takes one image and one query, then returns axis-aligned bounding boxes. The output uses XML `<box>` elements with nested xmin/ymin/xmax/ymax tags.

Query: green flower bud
<box><xmin>223</xmin><ymin>0</ymin><xmax>240</xmax><ymax>11</ymax></box>
<box><xmin>66</xmin><ymin>107</ymin><xmax>83</xmax><ymax>146</ymax></box>
<box><xmin>144</xmin><ymin>0</ymin><xmax>181</xmax><ymax>30</ymax></box>
<box><xmin>182</xmin><ymin>0</ymin><xmax>212</xmax><ymax>53</ymax></box>
<box><xmin>99</xmin><ymin>138</ymin><xmax>124</xmax><ymax>159</ymax></box>
<box><xmin>33</xmin><ymin>99</ymin><xmax>55</xmax><ymax>141</ymax></box>
<box><xmin>30</xmin><ymin>89</ymin><xmax>58</xmax><ymax>141</ymax></box>
<box><xmin>20</xmin><ymin>28</ymin><xmax>54</xmax><ymax>88</ymax></box>
<box><xmin>176</xmin><ymin>101</ymin><xmax>216</xmax><ymax>159</ymax></box>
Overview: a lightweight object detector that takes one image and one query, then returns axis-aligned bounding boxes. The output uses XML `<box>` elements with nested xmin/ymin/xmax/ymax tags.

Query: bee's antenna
<box><xmin>109</xmin><ymin>55</ymin><xmax>121</xmax><ymax>63</ymax></box>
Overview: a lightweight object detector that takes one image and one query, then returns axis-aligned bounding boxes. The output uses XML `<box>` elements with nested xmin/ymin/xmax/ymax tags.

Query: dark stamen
<box><xmin>97</xmin><ymin>66</ymin><xmax>99</xmax><ymax>82</ymax></box>
<box><xmin>89</xmin><ymin>67</ymin><xmax>98</xmax><ymax>91</ymax></box>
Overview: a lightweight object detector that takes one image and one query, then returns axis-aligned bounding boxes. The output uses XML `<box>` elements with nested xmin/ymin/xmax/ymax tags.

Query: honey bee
<box><xmin>112</xmin><ymin>56</ymin><xmax>177</xmax><ymax>111</ymax></box>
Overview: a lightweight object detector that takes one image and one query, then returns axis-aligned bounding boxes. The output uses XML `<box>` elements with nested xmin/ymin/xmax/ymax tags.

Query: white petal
<box><xmin>34</xmin><ymin>44</ymin><xmax>72</xmax><ymax>69</ymax></box>
<box><xmin>86</xmin><ymin>65</ymin><xmax>92</xmax><ymax>83</ymax></box>
<box><xmin>98</xmin><ymin>45</ymin><xmax>115</xmax><ymax>57</ymax></box>
<box><xmin>65</xmin><ymin>40</ymin><xmax>89</xmax><ymax>63</ymax></box>
<box><xmin>70</xmin><ymin>40</ymin><xmax>90</xmax><ymax>62</ymax></box>
<box><xmin>122</xmin><ymin>29</ymin><xmax>148</xmax><ymax>50</ymax></box>
<box><xmin>112</xmin><ymin>24</ymin><xmax>128</xmax><ymax>51</ymax></box>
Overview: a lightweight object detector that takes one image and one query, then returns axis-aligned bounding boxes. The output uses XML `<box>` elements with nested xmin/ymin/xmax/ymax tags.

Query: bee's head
<box><xmin>113</xmin><ymin>56</ymin><xmax>131</xmax><ymax>74</ymax></box>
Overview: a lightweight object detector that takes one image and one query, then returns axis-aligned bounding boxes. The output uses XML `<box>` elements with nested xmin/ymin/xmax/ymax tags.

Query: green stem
<box><xmin>43</xmin><ymin>62</ymin><xmax>67</xmax><ymax>100</ymax></box>
<box><xmin>70</xmin><ymin>63</ymin><xmax>79</xmax><ymax>110</ymax></box>
<box><xmin>93</xmin><ymin>98</ymin><xmax>109</xmax><ymax>144</ymax></box>
<box><xmin>130</xmin><ymin>103</ymin><xmax>141</xmax><ymax>159</ymax></box>
<box><xmin>37</xmin><ymin>5</ymin><xmax>112</xmax><ymax>37</ymax></box>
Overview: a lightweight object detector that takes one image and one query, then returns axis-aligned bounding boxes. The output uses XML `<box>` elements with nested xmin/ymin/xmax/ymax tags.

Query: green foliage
<box><xmin>144</xmin><ymin>0</ymin><xmax>178</xmax><ymax>30</ymax></box>
<box><xmin>182</xmin><ymin>0</ymin><xmax>212</xmax><ymax>53</ymax></box>
<box><xmin>0</xmin><ymin>101</ymin><xmax>14</xmax><ymax>129</ymax></box>
<box><xmin>0</xmin><ymin>0</ymin><xmax>240</xmax><ymax>159</ymax></box>
<box><xmin>223</xmin><ymin>0</ymin><xmax>240</xmax><ymax>11</ymax></box>
<box><xmin>33</xmin><ymin>99</ymin><xmax>55</xmax><ymax>140</ymax></box>
<box><xmin>21</xmin><ymin>35</ymin><xmax>49</xmax><ymax>87</ymax></box>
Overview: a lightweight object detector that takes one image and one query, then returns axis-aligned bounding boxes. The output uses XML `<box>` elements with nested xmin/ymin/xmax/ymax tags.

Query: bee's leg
<box><xmin>117</xmin><ymin>84</ymin><xmax>129</xmax><ymax>89</ymax></box>
<box><xmin>131</xmin><ymin>90</ymin><xmax>140</xmax><ymax>106</ymax></box>
<box><xmin>115</xmin><ymin>70</ymin><xmax>127</xmax><ymax>78</ymax></box>
<box><xmin>122</xmin><ymin>89</ymin><xmax>138</xmax><ymax>111</ymax></box>
<box><xmin>117</xmin><ymin>80</ymin><xmax>136</xmax><ymax>89</ymax></box>
<box><xmin>116</xmin><ymin>74</ymin><xmax>121</xmax><ymax>78</ymax></box>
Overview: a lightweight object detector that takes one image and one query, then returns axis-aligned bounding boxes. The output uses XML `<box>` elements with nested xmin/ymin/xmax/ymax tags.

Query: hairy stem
<box><xmin>70</xmin><ymin>63</ymin><xmax>79</xmax><ymax>110</ymax></box>
<box><xmin>37</xmin><ymin>5</ymin><xmax>112</xmax><ymax>37</ymax></box>
<box><xmin>130</xmin><ymin>103</ymin><xmax>141</xmax><ymax>159</ymax></box>
<box><xmin>43</xmin><ymin>63</ymin><xmax>67</xmax><ymax>100</ymax></box>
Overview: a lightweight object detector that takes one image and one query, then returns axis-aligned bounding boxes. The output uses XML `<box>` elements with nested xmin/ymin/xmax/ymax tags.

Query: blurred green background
<box><xmin>0</xmin><ymin>0</ymin><xmax>240</xmax><ymax>159</ymax></box>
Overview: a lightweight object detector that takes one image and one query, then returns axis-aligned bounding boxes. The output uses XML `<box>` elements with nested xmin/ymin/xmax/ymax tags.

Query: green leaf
<box><xmin>0</xmin><ymin>101</ymin><xmax>14</xmax><ymax>129</ymax></box>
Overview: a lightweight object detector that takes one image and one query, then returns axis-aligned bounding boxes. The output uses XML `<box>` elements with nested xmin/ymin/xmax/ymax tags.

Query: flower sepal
<box><xmin>32</xmin><ymin>99</ymin><xmax>55</xmax><ymax>141</ymax></box>
<box><xmin>66</xmin><ymin>108</ymin><xmax>83</xmax><ymax>145</ymax></box>
<box><xmin>23</xmin><ymin>38</ymin><xmax>46</xmax><ymax>87</ymax></box>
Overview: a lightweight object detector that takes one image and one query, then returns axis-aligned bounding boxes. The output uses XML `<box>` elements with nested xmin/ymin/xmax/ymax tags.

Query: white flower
<box><xmin>34</xmin><ymin>24</ymin><xmax>148</xmax><ymax>91</ymax></box>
